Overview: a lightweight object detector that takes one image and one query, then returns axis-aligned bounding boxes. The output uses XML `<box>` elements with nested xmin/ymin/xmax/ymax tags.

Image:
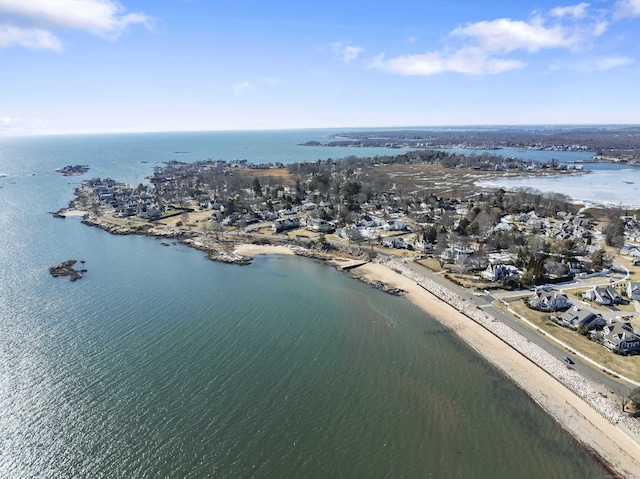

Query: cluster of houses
<box><xmin>491</xmin><ymin>210</ymin><xmax>592</xmax><ymax>245</ymax></box>
<box><xmin>527</xmin><ymin>285</ymin><xmax>640</xmax><ymax>355</ymax></box>
<box><xmin>335</xmin><ymin>218</ymin><xmax>409</xmax><ymax>243</ymax></box>
<box><xmin>82</xmin><ymin>178</ymin><xmax>163</xmax><ymax>220</ymax></box>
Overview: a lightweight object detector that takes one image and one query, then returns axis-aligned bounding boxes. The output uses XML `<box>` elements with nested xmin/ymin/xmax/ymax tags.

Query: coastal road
<box><xmin>403</xmin><ymin>260</ymin><xmax>632</xmax><ymax>398</ymax></box>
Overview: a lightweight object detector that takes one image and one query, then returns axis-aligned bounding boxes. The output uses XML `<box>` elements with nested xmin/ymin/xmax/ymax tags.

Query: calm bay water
<box><xmin>0</xmin><ymin>131</ymin><xmax>611</xmax><ymax>478</ymax></box>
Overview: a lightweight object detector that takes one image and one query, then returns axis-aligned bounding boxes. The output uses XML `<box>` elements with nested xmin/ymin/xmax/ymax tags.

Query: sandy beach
<box><xmin>233</xmin><ymin>244</ymin><xmax>297</xmax><ymax>257</ymax></box>
<box><xmin>354</xmin><ymin>261</ymin><xmax>640</xmax><ymax>478</ymax></box>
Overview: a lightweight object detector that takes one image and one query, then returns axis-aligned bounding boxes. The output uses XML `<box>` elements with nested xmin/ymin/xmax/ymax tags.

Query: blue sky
<box><xmin>1</xmin><ymin>0</ymin><xmax>639</xmax><ymax>134</ymax></box>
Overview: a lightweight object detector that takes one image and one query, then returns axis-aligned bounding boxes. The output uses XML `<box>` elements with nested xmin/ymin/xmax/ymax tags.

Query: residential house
<box><xmin>382</xmin><ymin>237</ymin><xmax>408</xmax><ymax>249</ymax></box>
<box><xmin>582</xmin><ymin>286</ymin><xmax>622</xmax><ymax>305</ymax></box>
<box><xmin>553</xmin><ymin>307</ymin><xmax>605</xmax><ymax>330</ymax></box>
<box><xmin>382</xmin><ymin>220</ymin><xmax>407</xmax><ymax>231</ymax></box>
<box><xmin>525</xmin><ymin>219</ymin><xmax>545</xmax><ymax>233</ymax></box>
<box><xmin>481</xmin><ymin>264</ymin><xmax>521</xmax><ymax>282</ymax></box>
<box><xmin>306</xmin><ymin>216</ymin><xmax>335</xmax><ymax>233</ymax></box>
<box><xmin>272</xmin><ymin>217</ymin><xmax>300</xmax><ymax>232</ymax></box>
<box><xmin>528</xmin><ymin>287</ymin><xmax>572</xmax><ymax>311</ymax></box>
<box><xmin>600</xmin><ymin>320</ymin><xmax>640</xmax><ymax>354</ymax></box>
<box><xmin>627</xmin><ymin>281</ymin><xmax>640</xmax><ymax>301</ymax></box>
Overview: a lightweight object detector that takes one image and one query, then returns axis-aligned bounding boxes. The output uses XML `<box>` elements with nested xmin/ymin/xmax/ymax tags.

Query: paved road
<box><xmin>403</xmin><ymin>260</ymin><xmax>632</xmax><ymax>397</ymax></box>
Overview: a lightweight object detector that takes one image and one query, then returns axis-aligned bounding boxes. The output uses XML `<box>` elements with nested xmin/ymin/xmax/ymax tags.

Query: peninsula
<box><xmin>56</xmin><ymin>144</ymin><xmax>640</xmax><ymax>477</ymax></box>
<box><xmin>300</xmin><ymin>125</ymin><xmax>640</xmax><ymax>163</ymax></box>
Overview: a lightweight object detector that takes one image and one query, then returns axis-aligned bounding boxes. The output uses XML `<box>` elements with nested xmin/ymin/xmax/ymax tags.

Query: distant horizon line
<box><xmin>2</xmin><ymin>123</ymin><xmax>640</xmax><ymax>138</ymax></box>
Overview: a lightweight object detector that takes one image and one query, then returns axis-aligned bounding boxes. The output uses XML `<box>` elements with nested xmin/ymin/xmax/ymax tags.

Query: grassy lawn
<box><xmin>415</xmin><ymin>258</ymin><xmax>443</xmax><ymax>272</ymax></box>
<box><xmin>502</xmin><ymin>299</ymin><xmax>640</xmax><ymax>384</ymax></box>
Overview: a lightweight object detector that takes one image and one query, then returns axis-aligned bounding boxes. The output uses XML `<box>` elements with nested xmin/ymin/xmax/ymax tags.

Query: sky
<box><xmin>1</xmin><ymin>0</ymin><xmax>639</xmax><ymax>135</ymax></box>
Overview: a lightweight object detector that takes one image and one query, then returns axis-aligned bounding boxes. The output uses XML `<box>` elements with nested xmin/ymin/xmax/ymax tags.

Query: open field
<box><xmin>377</xmin><ymin>163</ymin><xmax>584</xmax><ymax>198</ymax></box>
<box><xmin>235</xmin><ymin>167</ymin><xmax>296</xmax><ymax>185</ymax></box>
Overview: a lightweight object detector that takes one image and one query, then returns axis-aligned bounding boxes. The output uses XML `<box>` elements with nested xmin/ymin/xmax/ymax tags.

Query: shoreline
<box><xmin>57</xmin><ymin>209</ymin><xmax>640</xmax><ymax>477</ymax></box>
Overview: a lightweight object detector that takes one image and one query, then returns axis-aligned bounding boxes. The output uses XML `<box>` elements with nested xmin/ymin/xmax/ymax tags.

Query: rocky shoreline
<box><xmin>57</xmin><ymin>209</ymin><xmax>407</xmax><ymax>296</ymax></box>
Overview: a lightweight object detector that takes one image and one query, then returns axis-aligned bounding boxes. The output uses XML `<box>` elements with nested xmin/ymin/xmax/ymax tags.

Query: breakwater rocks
<box><xmin>382</xmin><ymin>258</ymin><xmax>640</xmax><ymax>439</ymax></box>
<box><xmin>356</xmin><ymin>275</ymin><xmax>406</xmax><ymax>295</ymax></box>
<box><xmin>49</xmin><ymin>260</ymin><xmax>86</xmax><ymax>281</ymax></box>
<box><xmin>205</xmin><ymin>249</ymin><xmax>251</xmax><ymax>265</ymax></box>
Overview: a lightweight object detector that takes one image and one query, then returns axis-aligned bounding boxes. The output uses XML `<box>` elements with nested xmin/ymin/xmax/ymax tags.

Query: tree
<box><xmin>630</xmin><ymin>387</ymin><xmax>640</xmax><ymax>411</ymax></box>
<box><xmin>591</xmin><ymin>248</ymin><xmax>612</xmax><ymax>272</ymax></box>
<box><xmin>455</xmin><ymin>217</ymin><xmax>470</xmax><ymax>236</ymax></box>
<box><xmin>423</xmin><ymin>225</ymin><xmax>438</xmax><ymax>244</ymax></box>
<box><xmin>209</xmin><ymin>221</ymin><xmax>223</xmax><ymax>240</ymax></box>
<box><xmin>252</xmin><ymin>177</ymin><xmax>262</xmax><ymax>197</ymax></box>
<box><xmin>604</xmin><ymin>217</ymin><xmax>625</xmax><ymax>248</ymax></box>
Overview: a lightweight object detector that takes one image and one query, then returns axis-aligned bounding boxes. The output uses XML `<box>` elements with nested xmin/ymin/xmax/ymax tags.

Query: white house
<box><xmin>481</xmin><ymin>264</ymin><xmax>520</xmax><ymax>282</ymax></box>
<box><xmin>626</xmin><ymin>281</ymin><xmax>640</xmax><ymax>301</ymax></box>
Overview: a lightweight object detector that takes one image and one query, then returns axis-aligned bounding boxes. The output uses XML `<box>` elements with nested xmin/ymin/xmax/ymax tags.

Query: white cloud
<box><xmin>614</xmin><ymin>0</ymin><xmax>640</xmax><ymax>18</ymax></box>
<box><xmin>452</xmin><ymin>17</ymin><xmax>576</xmax><ymax>53</ymax></box>
<box><xmin>343</xmin><ymin>45</ymin><xmax>363</xmax><ymax>63</ymax></box>
<box><xmin>594</xmin><ymin>55</ymin><xmax>634</xmax><ymax>70</ymax></box>
<box><xmin>373</xmin><ymin>5</ymin><xmax>619</xmax><ymax>77</ymax></box>
<box><xmin>0</xmin><ymin>25</ymin><xmax>62</xmax><ymax>50</ymax></box>
<box><xmin>550</xmin><ymin>3</ymin><xmax>590</xmax><ymax>18</ymax></box>
<box><xmin>331</xmin><ymin>42</ymin><xmax>363</xmax><ymax>64</ymax></box>
<box><xmin>231</xmin><ymin>81</ymin><xmax>254</xmax><ymax>95</ymax></box>
<box><xmin>0</xmin><ymin>115</ymin><xmax>45</xmax><ymax>133</ymax></box>
<box><xmin>548</xmin><ymin>55</ymin><xmax>634</xmax><ymax>72</ymax></box>
<box><xmin>372</xmin><ymin>49</ymin><xmax>526</xmax><ymax>76</ymax></box>
<box><xmin>0</xmin><ymin>0</ymin><xmax>151</xmax><ymax>49</ymax></box>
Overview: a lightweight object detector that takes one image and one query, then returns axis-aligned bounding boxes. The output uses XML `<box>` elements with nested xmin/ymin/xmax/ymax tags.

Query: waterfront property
<box><xmin>552</xmin><ymin>307</ymin><xmax>605</xmax><ymax>331</ymax></box>
<box><xmin>598</xmin><ymin>320</ymin><xmax>640</xmax><ymax>354</ymax></box>
<box><xmin>481</xmin><ymin>263</ymin><xmax>521</xmax><ymax>282</ymax></box>
<box><xmin>528</xmin><ymin>286</ymin><xmax>572</xmax><ymax>312</ymax></box>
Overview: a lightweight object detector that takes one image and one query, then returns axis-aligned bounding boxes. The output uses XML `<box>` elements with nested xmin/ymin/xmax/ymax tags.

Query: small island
<box><xmin>56</xmin><ymin>165</ymin><xmax>90</xmax><ymax>176</ymax></box>
<box><xmin>49</xmin><ymin>259</ymin><xmax>87</xmax><ymax>281</ymax></box>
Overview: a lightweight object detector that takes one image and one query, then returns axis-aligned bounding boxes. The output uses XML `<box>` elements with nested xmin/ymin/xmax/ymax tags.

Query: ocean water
<box><xmin>0</xmin><ymin>131</ymin><xmax>612</xmax><ymax>478</ymax></box>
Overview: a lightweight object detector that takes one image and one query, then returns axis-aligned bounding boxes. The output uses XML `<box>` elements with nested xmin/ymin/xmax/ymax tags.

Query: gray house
<box><xmin>582</xmin><ymin>286</ymin><xmax>622</xmax><ymax>306</ymax></box>
<box><xmin>554</xmin><ymin>307</ymin><xmax>605</xmax><ymax>331</ymax></box>
<box><xmin>600</xmin><ymin>320</ymin><xmax>640</xmax><ymax>354</ymax></box>
<box><xmin>626</xmin><ymin>281</ymin><xmax>640</xmax><ymax>301</ymax></box>
<box><xmin>528</xmin><ymin>287</ymin><xmax>572</xmax><ymax>311</ymax></box>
